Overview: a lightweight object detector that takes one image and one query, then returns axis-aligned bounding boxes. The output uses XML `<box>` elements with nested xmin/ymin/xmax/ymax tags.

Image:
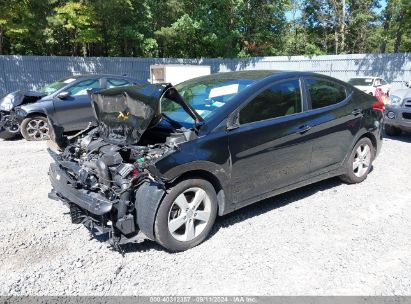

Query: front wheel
<box><xmin>340</xmin><ymin>137</ymin><xmax>374</xmax><ymax>184</ymax></box>
<box><xmin>21</xmin><ymin>116</ymin><xmax>50</xmax><ymax>141</ymax></box>
<box><xmin>154</xmin><ymin>178</ymin><xmax>218</xmax><ymax>252</ymax></box>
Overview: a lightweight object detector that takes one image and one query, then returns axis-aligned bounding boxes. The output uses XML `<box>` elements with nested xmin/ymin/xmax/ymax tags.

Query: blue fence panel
<box><xmin>0</xmin><ymin>53</ymin><xmax>410</xmax><ymax>96</ymax></box>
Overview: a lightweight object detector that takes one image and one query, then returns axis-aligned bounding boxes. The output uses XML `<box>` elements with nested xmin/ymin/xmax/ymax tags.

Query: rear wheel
<box><xmin>21</xmin><ymin>116</ymin><xmax>50</xmax><ymax>141</ymax></box>
<box><xmin>340</xmin><ymin>137</ymin><xmax>374</xmax><ymax>184</ymax></box>
<box><xmin>384</xmin><ymin>124</ymin><xmax>401</xmax><ymax>137</ymax></box>
<box><xmin>154</xmin><ymin>178</ymin><xmax>217</xmax><ymax>252</ymax></box>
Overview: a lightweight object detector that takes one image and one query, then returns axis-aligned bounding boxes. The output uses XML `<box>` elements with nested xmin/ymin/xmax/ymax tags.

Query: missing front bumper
<box><xmin>48</xmin><ymin>163</ymin><xmax>113</xmax><ymax>216</ymax></box>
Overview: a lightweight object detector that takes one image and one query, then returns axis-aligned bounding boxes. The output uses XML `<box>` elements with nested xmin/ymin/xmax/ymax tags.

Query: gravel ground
<box><xmin>0</xmin><ymin>134</ymin><xmax>410</xmax><ymax>296</ymax></box>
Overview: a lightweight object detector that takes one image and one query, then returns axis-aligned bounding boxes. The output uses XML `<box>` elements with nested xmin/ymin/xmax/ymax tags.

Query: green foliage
<box><xmin>0</xmin><ymin>0</ymin><xmax>409</xmax><ymax>57</ymax></box>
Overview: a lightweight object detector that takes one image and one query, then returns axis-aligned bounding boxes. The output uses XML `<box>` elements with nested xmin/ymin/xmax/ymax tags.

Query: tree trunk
<box><xmin>335</xmin><ymin>29</ymin><xmax>338</xmax><ymax>54</ymax></box>
<box><xmin>380</xmin><ymin>4</ymin><xmax>392</xmax><ymax>53</ymax></box>
<box><xmin>339</xmin><ymin>0</ymin><xmax>346</xmax><ymax>53</ymax></box>
<box><xmin>394</xmin><ymin>11</ymin><xmax>404</xmax><ymax>53</ymax></box>
<box><xmin>0</xmin><ymin>27</ymin><xmax>3</xmax><ymax>55</ymax></box>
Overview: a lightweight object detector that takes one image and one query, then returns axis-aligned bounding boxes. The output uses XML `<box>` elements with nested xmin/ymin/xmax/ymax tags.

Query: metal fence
<box><xmin>1</xmin><ymin>53</ymin><xmax>411</xmax><ymax>96</ymax></box>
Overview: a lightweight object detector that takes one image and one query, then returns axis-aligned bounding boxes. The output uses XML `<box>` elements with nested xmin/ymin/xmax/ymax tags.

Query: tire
<box><xmin>0</xmin><ymin>129</ymin><xmax>18</xmax><ymax>140</ymax></box>
<box><xmin>384</xmin><ymin>124</ymin><xmax>401</xmax><ymax>137</ymax></box>
<box><xmin>340</xmin><ymin>137</ymin><xmax>374</xmax><ymax>184</ymax></box>
<box><xmin>154</xmin><ymin>178</ymin><xmax>218</xmax><ymax>252</ymax></box>
<box><xmin>20</xmin><ymin>116</ymin><xmax>50</xmax><ymax>141</ymax></box>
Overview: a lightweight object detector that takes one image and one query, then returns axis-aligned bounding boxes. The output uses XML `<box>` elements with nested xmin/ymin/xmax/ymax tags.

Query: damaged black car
<box><xmin>48</xmin><ymin>71</ymin><xmax>383</xmax><ymax>252</ymax></box>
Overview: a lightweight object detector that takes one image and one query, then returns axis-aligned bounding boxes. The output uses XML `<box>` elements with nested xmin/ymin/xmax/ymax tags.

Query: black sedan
<box><xmin>0</xmin><ymin>74</ymin><xmax>144</xmax><ymax>141</ymax></box>
<box><xmin>48</xmin><ymin>71</ymin><xmax>383</xmax><ymax>252</ymax></box>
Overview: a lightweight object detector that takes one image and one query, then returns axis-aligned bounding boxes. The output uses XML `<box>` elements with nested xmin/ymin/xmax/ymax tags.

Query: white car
<box><xmin>348</xmin><ymin>77</ymin><xmax>391</xmax><ymax>95</ymax></box>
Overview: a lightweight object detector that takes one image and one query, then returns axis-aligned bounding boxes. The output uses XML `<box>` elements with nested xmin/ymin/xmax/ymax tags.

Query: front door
<box><xmin>228</xmin><ymin>79</ymin><xmax>313</xmax><ymax>205</ymax></box>
<box><xmin>53</xmin><ymin>78</ymin><xmax>101</xmax><ymax>131</ymax></box>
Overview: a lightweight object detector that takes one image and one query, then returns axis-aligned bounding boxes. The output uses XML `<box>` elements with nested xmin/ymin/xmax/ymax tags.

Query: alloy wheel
<box><xmin>167</xmin><ymin>187</ymin><xmax>212</xmax><ymax>242</ymax></box>
<box><xmin>26</xmin><ymin>119</ymin><xmax>50</xmax><ymax>140</ymax></box>
<box><xmin>353</xmin><ymin>143</ymin><xmax>371</xmax><ymax>177</ymax></box>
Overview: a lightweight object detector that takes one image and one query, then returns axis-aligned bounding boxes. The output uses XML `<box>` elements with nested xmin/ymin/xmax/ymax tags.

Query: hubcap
<box><xmin>168</xmin><ymin>187</ymin><xmax>212</xmax><ymax>242</ymax></box>
<box><xmin>353</xmin><ymin>143</ymin><xmax>371</xmax><ymax>177</ymax></box>
<box><xmin>26</xmin><ymin>119</ymin><xmax>49</xmax><ymax>140</ymax></box>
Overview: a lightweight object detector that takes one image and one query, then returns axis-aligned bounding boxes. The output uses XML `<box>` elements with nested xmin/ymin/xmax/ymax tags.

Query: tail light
<box><xmin>372</xmin><ymin>101</ymin><xmax>385</xmax><ymax>113</ymax></box>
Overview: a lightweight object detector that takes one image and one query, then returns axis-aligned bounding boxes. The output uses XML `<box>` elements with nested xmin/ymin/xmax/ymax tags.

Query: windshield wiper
<box><xmin>161</xmin><ymin>113</ymin><xmax>182</xmax><ymax>130</ymax></box>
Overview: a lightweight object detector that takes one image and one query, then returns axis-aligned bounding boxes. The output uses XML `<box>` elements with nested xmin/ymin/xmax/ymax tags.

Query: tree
<box><xmin>379</xmin><ymin>0</ymin><xmax>411</xmax><ymax>53</ymax></box>
<box><xmin>0</xmin><ymin>0</ymin><xmax>410</xmax><ymax>57</ymax></box>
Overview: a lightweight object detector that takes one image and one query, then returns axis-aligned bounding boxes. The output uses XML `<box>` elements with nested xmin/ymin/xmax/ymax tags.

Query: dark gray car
<box><xmin>384</xmin><ymin>86</ymin><xmax>411</xmax><ymax>136</ymax></box>
<box><xmin>0</xmin><ymin>74</ymin><xmax>144</xmax><ymax>141</ymax></box>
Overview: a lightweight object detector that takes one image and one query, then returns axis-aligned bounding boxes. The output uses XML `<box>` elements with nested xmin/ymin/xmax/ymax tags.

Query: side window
<box><xmin>67</xmin><ymin>79</ymin><xmax>100</xmax><ymax>96</ymax></box>
<box><xmin>107</xmin><ymin>78</ymin><xmax>131</xmax><ymax>89</ymax></box>
<box><xmin>239</xmin><ymin>79</ymin><xmax>302</xmax><ymax>124</ymax></box>
<box><xmin>381</xmin><ymin>79</ymin><xmax>387</xmax><ymax>86</ymax></box>
<box><xmin>374</xmin><ymin>79</ymin><xmax>382</xmax><ymax>86</ymax></box>
<box><xmin>306</xmin><ymin>79</ymin><xmax>346</xmax><ymax>109</ymax></box>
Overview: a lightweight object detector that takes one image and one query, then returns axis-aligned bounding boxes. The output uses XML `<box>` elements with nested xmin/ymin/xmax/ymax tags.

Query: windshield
<box><xmin>39</xmin><ymin>77</ymin><xmax>77</xmax><ymax>95</ymax></box>
<box><xmin>348</xmin><ymin>78</ymin><xmax>374</xmax><ymax>86</ymax></box>
<box><xmin>161</xmin><ymin>78</ymin><xmax>255</xmax><ymax>127</ymax></box>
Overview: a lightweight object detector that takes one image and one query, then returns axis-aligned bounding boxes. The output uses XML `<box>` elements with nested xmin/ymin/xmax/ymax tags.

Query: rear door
<box><xmin>228</xmin><ymin>78</ymin><xmax>314</xmax><ymax>205</ymax></box>
<box><xmin>302</xmin><ymin>77</ymin><xmax>360</xmax><ymax>175</ymax></box>
<box><xmin>53</xmin><ymin>78</ymin><xmax>101</xmax><ymax>130</ymax></box>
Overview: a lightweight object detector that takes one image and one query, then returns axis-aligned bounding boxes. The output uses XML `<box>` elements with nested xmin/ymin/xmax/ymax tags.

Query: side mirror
<box><xmin>57</xmin><ymin>91</ymin><xmax>70</xmax><ymax>99</ymax></box>
<box><xmin>227</xmin><ymin>111</ymin><xmax>240</xmax><ymax>130</ymax></box>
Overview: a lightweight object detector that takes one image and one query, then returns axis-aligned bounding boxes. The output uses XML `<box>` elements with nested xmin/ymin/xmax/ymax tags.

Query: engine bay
<box><xmin>48</xmin><ymin>124</ymin><xmax>197</xmax><ymax>249</ymax></box>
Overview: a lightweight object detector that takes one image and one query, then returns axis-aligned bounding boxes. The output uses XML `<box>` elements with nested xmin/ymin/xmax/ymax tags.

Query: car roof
<box><xmin>61</xmin><ymin>74</ymin><xmax>141</xmax><ymax>81</ymax></box>
<box><xmin>349</xmin><ymin>76</ymin><xmax>379</xmax><ymax>79</ymax></box>
<box><xmin>192</xmin><ymin>70</ymin><xmax>350</xmax><ymax>132</ymax></box>
<box><xmin>177</xmin><ymin>70</ymin><xmax>342</xmax><ymax>85</ymax></box>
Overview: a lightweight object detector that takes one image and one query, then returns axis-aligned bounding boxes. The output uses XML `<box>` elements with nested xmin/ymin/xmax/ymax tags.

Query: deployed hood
<box><xmin>0</xmin><ymin>90</ymin><xmax>45</xmax><ymax>111</ymax></box>
<box><xmin>89</xmin><ymin>83</ymin><xmax>203</xmax><ymax>145</ymax></box>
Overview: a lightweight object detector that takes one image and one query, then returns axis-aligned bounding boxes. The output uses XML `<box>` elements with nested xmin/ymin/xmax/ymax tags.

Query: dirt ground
<box><xmin>0</xmin><ymin>134</ymin><xmax>410</xmax><ymax>295</ymax></box>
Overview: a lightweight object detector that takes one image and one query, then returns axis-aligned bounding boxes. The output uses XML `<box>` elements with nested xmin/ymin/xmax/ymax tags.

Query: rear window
<box><xmin>306</xmin><ymin>79</ymin><xmax>347</xmax><ymax>109</ymax></box>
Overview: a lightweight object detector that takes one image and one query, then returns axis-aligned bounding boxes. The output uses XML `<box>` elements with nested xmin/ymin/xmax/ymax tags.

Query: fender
<box><xmin>160</xmin><ymin>160</ymin><xmax>229</xmax><ymax>188</ymax></box>
<box><xmin>16</xmin><ymin>99</ymin><xmax>56</xmax><ymax>122</ymax></box>
<box><xmin>135</xmin><ymin>181</ymin><xmax>166</xmax><ymax>241</ymax></box>
<box><xmin>154</xmin><ymin>160</ymin><xmax>232</xmax><ymax>216</ymax></box>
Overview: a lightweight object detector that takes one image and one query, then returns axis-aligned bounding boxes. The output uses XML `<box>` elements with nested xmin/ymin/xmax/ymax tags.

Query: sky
<box><xmin>285</xmin><ymin>0</ymin><xmax>388</xmax><ymax>21</ymax></box>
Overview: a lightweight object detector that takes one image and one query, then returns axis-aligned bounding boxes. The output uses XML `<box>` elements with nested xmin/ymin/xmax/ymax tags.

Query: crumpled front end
<box><xmin>0</xmin><ymin>90</ymin><xmax>45</xmax><ymax>135</ymax></box>
<box><xmin>48</xmin><ymin>129</ymin><xmax>171</xmax><ymax>247</ymax></box>
<box><xmin>47</xmin><ymin>83</ymin><xmax>201</xmax><ymax>249</ymax></box>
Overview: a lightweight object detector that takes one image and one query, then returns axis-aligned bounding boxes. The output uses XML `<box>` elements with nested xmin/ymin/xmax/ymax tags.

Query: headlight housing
<box><xmin>0</xmin><ymin>95</ymin><xmax>14</xmax><ymax>111</ymax></box>
<box><xmin>388</xmin><ymin>95</ymin><xmax>402</xmax><ymax>106</ymax></box>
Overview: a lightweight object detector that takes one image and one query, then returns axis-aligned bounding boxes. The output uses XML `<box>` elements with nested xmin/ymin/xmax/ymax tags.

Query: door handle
<box><xmin>297</xmin><ymin>125</ymin><xmax>311</xmax><ymax>135</ymax></box>
<box><xmin>352</xmin><ymin>108</ymin><xmax>362</xmax><ymax>116</ymax></box>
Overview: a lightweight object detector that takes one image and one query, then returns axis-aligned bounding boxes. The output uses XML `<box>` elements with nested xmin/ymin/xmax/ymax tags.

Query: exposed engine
<box><xmin>49</xmin><ymin>127</ymin><xmax>176</xmax><ymax>247</ymax></box>
<box><xmin>47</xmin><ymin>83</ymin><xmax>200</xmax><ymax>250</ymax></box>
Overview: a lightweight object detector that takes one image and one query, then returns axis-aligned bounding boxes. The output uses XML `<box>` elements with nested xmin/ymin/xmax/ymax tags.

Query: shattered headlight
<box><xmin>0</xmin><ymin>95</ymin><xmax>14</xmax><ymax>111</ymax></box>
<box><xmin>388</xmin><ymin>95</ymin><xmax>402</xmax><ymax>106</ymax></box>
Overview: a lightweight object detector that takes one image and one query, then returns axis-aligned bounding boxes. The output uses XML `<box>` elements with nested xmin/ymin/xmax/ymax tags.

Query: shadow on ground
<box><xmin>383</xmin><ymin>132</ymin><xmax>411</xmax><ymax>143</ymax></box>
<box><xmin>108</xmin><ymin>176</ymin><xmax>345</xmax><ymax>254</ymax></box>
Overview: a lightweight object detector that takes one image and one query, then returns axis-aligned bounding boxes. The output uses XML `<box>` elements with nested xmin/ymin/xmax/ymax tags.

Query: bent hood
<box><xmin>89</xmin><ymin>83</ymin><xmax>203</xmax><ymax>145</ymax></box>
<box><xmin>0</xmin><ymin>90</ymin><xmax>45</xmax><ymax>111</ymax></box>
